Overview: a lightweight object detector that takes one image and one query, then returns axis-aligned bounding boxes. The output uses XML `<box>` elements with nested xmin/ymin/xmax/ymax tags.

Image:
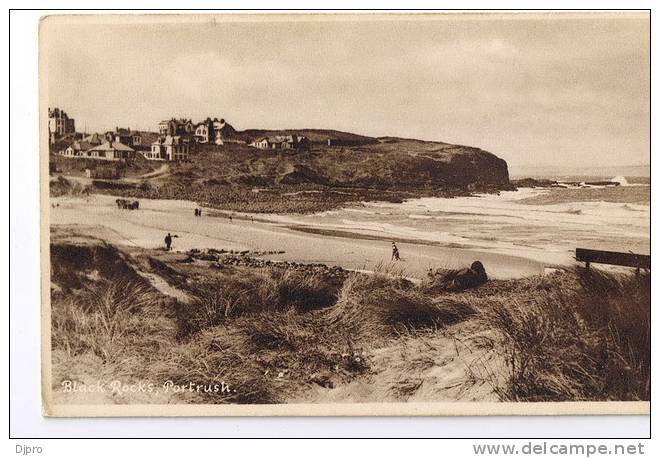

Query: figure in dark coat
<box><xmin>391</xmin><ymin>242</ymin><xmax>400</xmax><ymax>261</ymax></box>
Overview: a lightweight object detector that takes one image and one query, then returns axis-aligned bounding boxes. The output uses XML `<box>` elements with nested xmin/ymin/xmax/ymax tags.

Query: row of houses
<box><xmin>56</xmin><ymin>119</ymin><xmax>224</xmax><ymax>162</ymax></box>
<box><xmin>54</xmin><ymin>109</ymin><xmax>313</xmax><ymax>163</ymax></box>
<box><xmin>59</xmin><ymin>140</ymin><xmax>138</xmax><ymax>161</ymax></box>
<box><xmin>158</xmin><ymin>117</ymin><xmax>237</xmax><ymax>145</ymax></box>
<box><xmin>58</xmin><ymin>131</ymin><xmax>312</xmax><ymax>162</ymax></box>
<box><xmin>76</xmin><ymin>128</ymin><xmax>143</xmax><ymax>148</ymax></box>
<box><xmin>249</xmin><ymin>135</ymin><xmax>310</xmax><ymax>150</ymax></box>
<box><xmin>59</xmin><ymin>135</ymin><xmax>190</xmax><ymax>162</ymax></box>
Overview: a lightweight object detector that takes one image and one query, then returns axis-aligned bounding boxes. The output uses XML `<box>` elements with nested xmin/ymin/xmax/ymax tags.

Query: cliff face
<box><xmin>308</xmin><ymin>138</ymin><xmax>511</xmax><ymax>190</ymax></box>
<box><xmin>143</xmin><ymin>135</ymin><xmax>511</xmax><ymax>192</ymax></box>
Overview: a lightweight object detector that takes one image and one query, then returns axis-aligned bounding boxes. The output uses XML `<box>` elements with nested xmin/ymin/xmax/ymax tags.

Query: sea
<box><xmin>270</xmin><ymin>175</ymin><xmax>650</xmax><ymax>267</ymax></box>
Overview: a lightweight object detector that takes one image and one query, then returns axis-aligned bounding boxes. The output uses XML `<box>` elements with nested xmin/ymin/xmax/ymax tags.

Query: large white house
<box><xmin>194</xmin><ymin>118</ymin><xmax>230</xmax><ymax>145</ymax></box>
<box><xmin>146</xmin><ymin>135</ymin><xmax>190</xmax><ymax>161</ymax></box>
<box><xmin>195</xmin><ymin>123</ymin><xmax>210</xmax><ymax>143</ymax></box>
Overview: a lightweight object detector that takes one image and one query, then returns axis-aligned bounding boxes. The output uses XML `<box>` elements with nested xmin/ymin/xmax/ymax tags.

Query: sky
<box><xmin>43</xmin><ymin>13</ymin><xmax>650</xmax><ymax>169</ymax></box>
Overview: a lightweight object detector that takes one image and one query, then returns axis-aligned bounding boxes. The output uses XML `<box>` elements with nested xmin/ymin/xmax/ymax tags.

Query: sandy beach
<box><xmin>49</xmin><ymin>194</ymin><xmax>552</xmax><ymax>279</ymax></box>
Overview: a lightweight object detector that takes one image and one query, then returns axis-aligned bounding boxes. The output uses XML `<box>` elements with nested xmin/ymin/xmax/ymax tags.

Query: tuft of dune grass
<box><xmin>328</xmin><ymin>269</ymin><xmax>475</xmax><ymax>341</ymax></box>
<box><xmin>51</xmin><ymin>279</ymin><xmax>175</xmax><ymax>363</ymax></box>
<box><xmin>175</xmin><ymin>266</ymin><xmax>340</xmax><ymax>338</ymax></box>
<box><xmin>477</xmin><ymin>267</ymin><xmax>650</xmax><ymax>402</ymax></box>
<box><xmin>157</xmin><ymin>309</ymin><xmax>368</xmax><ymax>404</ymax></box>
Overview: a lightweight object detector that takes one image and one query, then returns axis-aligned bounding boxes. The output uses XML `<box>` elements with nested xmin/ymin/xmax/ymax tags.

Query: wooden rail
<box><xmin>576</xmin><ymin>248</ymin><xmax>650</xmax><ymax>272</ymax></box>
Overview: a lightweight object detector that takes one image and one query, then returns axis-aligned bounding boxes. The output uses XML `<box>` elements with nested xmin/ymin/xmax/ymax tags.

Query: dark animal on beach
<box><xmin>427</xmin><ymin>261</ymin><xmax>488</xmax><ymax>291</ymax></box>
<box><xmin>116</xmin><ymin>198</ymin><xmax>139</xmax><ymax>210</ymax></box>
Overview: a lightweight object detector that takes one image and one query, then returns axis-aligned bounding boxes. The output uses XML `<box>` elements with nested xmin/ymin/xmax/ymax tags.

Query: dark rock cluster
<box><xmin>186</xmin><ymin>248</ymin><xmax>349</xmax><ymax>281</ymax></box>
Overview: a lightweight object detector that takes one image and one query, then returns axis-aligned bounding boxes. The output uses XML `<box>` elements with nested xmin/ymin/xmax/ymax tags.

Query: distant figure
<box><xmin>164</xmin><ymin>232</ymin><xmax>179</xmax><ymax>251</ymax></box>
<box><xmin>194</xmin><ymin>208</ymin><xmax>199</xmax><ymax>217</ymax></box>
<box><xmin>229</xmin><ymin>215</ymin><xmax>233</xmax><ymax>223</ymax></box>
<box><xmin>198</xmin><ymin>208</ymin><xmax>202</xmax><ymax>217</ymax></box>
<box><xmin>391</xmin><ymin>242</ymin><xmax>400</xmax><ymax>261</ymax></box>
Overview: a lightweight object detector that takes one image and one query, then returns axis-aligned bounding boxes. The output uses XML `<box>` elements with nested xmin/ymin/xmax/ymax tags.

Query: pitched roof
<box><xmin>83</xmin><ymin>133</ymin><xmax>103</xmax><ymax>143</ymax></box>
<box><xmin>87</xmin><ymin>141</ymin><xmax>135</xmax><ymax>152</ymax></box>
<box><xmin>269</xmin><ymin>135</ymin><xmax>295</xmax><ymax>143</ymax></box>
<box><xmin>64</xmin><ymin>140</ymin><xmax>91</xmax><ymax>151</ymax></box>
<box><xmin>152</xmin><ymin>135</ymin><xmax>185</xmax><ymax>146</ymax></box>
<box><xmin>73</xmin><ymin>140</ymin><xmax>93</xmax><ymax>151</ymax></box>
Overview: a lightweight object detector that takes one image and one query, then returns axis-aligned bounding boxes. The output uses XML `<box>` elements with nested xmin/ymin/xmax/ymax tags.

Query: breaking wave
<box><xmin>610</xmin><ymin>175</ymin><xmax>629</xmax><ymax>186</ymax></box>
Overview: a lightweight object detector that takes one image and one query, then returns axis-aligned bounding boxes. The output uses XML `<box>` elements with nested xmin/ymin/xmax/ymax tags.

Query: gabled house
<box><xmin>159</xmin><ymin>118</ymin><xmax>195</xmax><ymax>136</ymax></box>
<box><xmin>83</xmin><ymin>140</ymin><xmax>136</xmax><ymax>161</ymax></box>
<box><xmin>249</xmin><ymin>138</ymin><xmax>271</xmax><ymax>149</ymax></box>
<box><xmin>249</xmin><ymin>135</ymin><xmax>310</xmax><ymax>150</ymax></box>
<box><xmin>195</xmin><ymin>122</ymin><xmax>210</xmax><ymax>143</ymax></box>
<box><xmin>194</xmin><ymin>117</ymin><xmax>234</xmax><ymax>145</ymax></box>
<box><xmin>146</xmin><ymin>135</ymin><xmax>190</xmax><ymax>161</ymax></box>
<box><xmin>105</xmin><ymin>128</ymin><xmax>142</xmax><ymax>147</ymax></box>
<box><xmin>59</xmin><ymin>140</ymin><xmax>93</xmax><ymax>158</ymax></box>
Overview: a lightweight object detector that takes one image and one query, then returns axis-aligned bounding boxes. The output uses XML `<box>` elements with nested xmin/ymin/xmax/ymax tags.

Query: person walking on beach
<box><xmin>391</xmin><ymin>241</ymin><xmax>400</xmax><ymax>261</ymax></box>
<box><xmin>164</xmin><ymin>232</ymin><xmax>179</xmax><ymax>251</ymax></box>
<box><xmin>194</xmin><ymin>209</ymin><xmax>199</xmax><ymax>217</ymax></box>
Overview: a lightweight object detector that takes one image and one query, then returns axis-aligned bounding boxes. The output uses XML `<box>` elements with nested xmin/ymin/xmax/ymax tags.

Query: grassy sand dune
<box><xmin>50</xmin><ymin>231</ymin><xmax>649</xmax><ymax>405</ymax></box>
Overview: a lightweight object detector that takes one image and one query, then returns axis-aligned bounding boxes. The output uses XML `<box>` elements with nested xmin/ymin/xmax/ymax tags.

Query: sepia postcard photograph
<box><xmin>39</xmin><ymin>12</ymin><xmax>650</xmax><ymax>417</ymax></box>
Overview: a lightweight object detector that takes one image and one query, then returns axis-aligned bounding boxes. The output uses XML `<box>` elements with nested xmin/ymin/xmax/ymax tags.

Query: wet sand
<box><xmin>50</xmin><ymin>194</ymin><xmax>553</xmax><ymax>279</ymax></box>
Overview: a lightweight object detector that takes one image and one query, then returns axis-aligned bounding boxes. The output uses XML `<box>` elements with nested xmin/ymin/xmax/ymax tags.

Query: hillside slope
<box><xmin>314</xmin><ymin>138</ymin><xmax>510</xmax><ymax>188</ymax></box>
<box><xmin>191</xmin><ymin>136</ymin><xmax>510</xmax><ymax>189</ymax></box>
<box><xmin>55</xmin><ymin>133</ymin><xmax>512</xmax><ymax>213</ymax></box>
